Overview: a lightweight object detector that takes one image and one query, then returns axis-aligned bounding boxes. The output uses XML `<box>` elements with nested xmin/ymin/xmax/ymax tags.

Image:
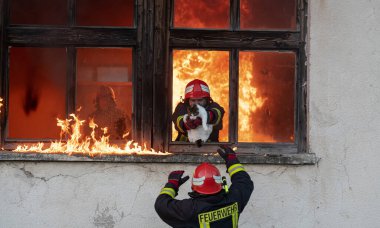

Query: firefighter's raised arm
<box><xmin>217</xmin><ymin>145</ymin><xmax>254</xmax><ymax>213</ymax></box>
<box><xmin>154</xmin><ymin>170</ymin><xmax>195</xmax><ymax>226</ymax></box>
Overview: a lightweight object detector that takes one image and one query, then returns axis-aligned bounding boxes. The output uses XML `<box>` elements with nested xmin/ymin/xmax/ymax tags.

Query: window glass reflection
<box><xmin>76</xmin><ymin>48</ymin><xmax>133</xmax><ymax>140</ymax></box>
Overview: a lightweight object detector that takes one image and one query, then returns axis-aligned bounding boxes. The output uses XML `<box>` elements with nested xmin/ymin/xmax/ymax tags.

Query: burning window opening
<box><xmin>172</xmin><ymin>50</ymin><xmax>295</xmax><ymax>143</ymax></box>
<box><xmin>238</xmin><ymin>51</ymin><xmax>295</xmax><ymax>143</ymax></box>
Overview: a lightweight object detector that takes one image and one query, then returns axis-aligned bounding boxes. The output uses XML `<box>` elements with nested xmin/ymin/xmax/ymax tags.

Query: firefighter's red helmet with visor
<box><xmin>191</xmin><ymin>162</ymin><xmax>223</xmax><ymax>195</ymax></box>
<box><xmin>184</xmin><ymin>79</ymin><xmax>211</xmax><ymax>99</ymax></box>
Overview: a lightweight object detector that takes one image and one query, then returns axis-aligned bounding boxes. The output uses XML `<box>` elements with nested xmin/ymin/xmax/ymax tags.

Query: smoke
<box><xmin>8</xmin><ymin>47</ymin><xmax>67</xmax><ymax>139</ymax></box>
<box><xmin>23</xmin><ymin>79</ymin><xmax>40</xmax><ymax>115</ymax></box>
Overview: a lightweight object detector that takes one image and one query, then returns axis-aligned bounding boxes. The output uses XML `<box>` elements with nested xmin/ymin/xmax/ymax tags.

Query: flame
<box><xmin>0</xmin><ymin>97</ymin><xmax>3</xmax><ymax>113</ymax></box>
<box><xmin>13</xmin><ymin>113</ymin><xmax>169</xmax><ymax>155</ymax></box>
<box><xmin>238</xmin><ymin>53</ymin><xmax>273</xmax><ymax>142</ymax></box>
<box><xmin>174</xmin><ymin>0</ymin><xmax>229</xmax><ymax>29</ymax></box>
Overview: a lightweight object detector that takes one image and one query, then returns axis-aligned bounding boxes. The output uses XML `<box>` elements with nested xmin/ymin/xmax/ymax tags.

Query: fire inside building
<box><xmin>0</xmin><ymin>0</ymin><xmax>310</xmax><ymax>164</ymax></box>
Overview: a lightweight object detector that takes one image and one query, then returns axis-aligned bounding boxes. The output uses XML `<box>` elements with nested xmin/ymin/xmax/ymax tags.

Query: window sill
<box><xmin>0</xmin><ymin>151</ymin><xmax>318</xmax><ymax>165</ymax></box>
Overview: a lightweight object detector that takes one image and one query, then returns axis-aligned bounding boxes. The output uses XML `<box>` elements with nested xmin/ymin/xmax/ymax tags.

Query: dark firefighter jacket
<box><xmin>172</xmin><ymin>102</ymin><xmax>225</xmax><ymax>142</ymax></box>
<box><xmin>155</xmin><ymin>164</ymin><xmax>254</xmax><ymax>228</ymax></box>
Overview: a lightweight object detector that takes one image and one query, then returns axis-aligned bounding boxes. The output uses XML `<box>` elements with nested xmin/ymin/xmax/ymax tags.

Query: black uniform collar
<box><xmin>188</xmin><ymin>190</ymin><xmax>225</xmax><ymax>201</ymax></box>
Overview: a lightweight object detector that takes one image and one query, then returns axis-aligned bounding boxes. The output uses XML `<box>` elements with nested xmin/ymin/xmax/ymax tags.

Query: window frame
<box><xmin>161</xmin><ymin>0</ymin><xmax>308</xmax><ymax>156</ymax></box>
<box><xmin>0</xmin><ymin>0</ymin><xmax>316</xmax><ymax>164</ymax></box>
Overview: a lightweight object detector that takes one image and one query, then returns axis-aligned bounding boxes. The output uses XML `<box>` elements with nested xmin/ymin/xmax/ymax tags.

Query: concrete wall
<box><xmin>1</xmin><ymin>0</ymin><xmax>380</xmax><ymax>227</ymax></box>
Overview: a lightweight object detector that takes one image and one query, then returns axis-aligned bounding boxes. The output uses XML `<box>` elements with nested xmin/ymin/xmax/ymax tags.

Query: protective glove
<box><xmin>192</xmin><ymin>117</ymin><xmax>202</xmax><ymax>127</ymax></box>
<box><xmin>165</xmin><ymin>170</ymin><xmax>190</xmax><ymax>195</ymax></box>
<box><xmin>184</xmin><ymin>116</ymin><xmax>201</xmax><ymax>129</ymax></box>
<box><xmin>217</xmin><ymin>145</ymin><xmax>240</xmax><ymax>168</ymax></box>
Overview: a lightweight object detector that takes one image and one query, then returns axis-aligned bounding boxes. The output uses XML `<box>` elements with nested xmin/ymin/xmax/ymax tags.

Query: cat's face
<box><xmin>188</xmin><ymin>105</ymin><xmax>199</xmax><ymax>117</ymax></box>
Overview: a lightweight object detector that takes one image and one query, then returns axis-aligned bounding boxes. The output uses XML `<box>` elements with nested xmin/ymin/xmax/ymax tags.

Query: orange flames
<box><xmin>13</xmin><ymin>113</ymin><xmax>169</xmax><ymax>155</ymax></box>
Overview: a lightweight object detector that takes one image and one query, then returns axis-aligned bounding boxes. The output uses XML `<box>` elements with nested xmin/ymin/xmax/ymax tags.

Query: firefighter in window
<box><xmin>172</xmin><ymin>79</ymin><xmax>225</xmax><ymax>143</ymax></box>
<box><xmin>155</xmin><ymin>145</ymin><xmax>254</xmax><ymax>228</ymax></box>
<box><xmin>87</xmin><ymin>85</ymin><xmax>132</xmax><ymax>140</ymax></box>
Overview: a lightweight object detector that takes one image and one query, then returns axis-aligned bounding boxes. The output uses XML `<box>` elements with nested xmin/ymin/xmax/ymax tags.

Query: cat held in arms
<box><xmin>183</xmin><ymin>104</ymin><xmax>213</xmax><ymax>147</ymax></box>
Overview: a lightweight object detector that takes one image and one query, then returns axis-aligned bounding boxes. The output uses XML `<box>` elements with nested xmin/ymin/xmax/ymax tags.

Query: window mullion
<box><xmin>66</xmin><ymin>47</ymin><xmax>76</xmax><ymax>118</ymax></box>
<box><xmin>230</xmin><ymin>0</ymin><xmax>240</xmax><ymax>30</ymax></box>
<box><xmin>152</xmin><ymin>0</ymin><xmax>170</xmax><ymax>150</ymax></box>
<box><xmin>68</xmin><ymin>0</ymin><xmax>76</xmax><ymax>26</ymax></box>
<box><xmin>229</xmin><ymin>49</ymin><xmax>238</xmax><ymax>143</ymax></box>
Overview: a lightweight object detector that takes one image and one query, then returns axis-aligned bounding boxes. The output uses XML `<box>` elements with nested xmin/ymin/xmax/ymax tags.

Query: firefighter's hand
<box><xmin>184</xmin><ymin>117</ymin><xmax>200</xmax><ymax>129</ymax></box>
<box><xmin>167</xmin><ymin>170</ymin><xmax>189</xmax><ymax>190</ymax></box>
<box><xmin>217</xmin><ymin>145</ymin><xmax>240</xmax><ymax>167</ymax></box>
<box><xmin>192</xmin><ymin>117</ymin><xmax>202</xmax><ymax>127</ymax></box>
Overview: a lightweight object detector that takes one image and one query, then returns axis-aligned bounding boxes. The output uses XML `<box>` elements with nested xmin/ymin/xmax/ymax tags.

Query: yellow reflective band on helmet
<box><xmin>212</xmin><ymin>108</ymin><xmax>222</xmax><ymax>126</ymax></box>
<box><xmin>176</xmin><ymin>116</ymin><xmax>185</xmax><ymax>133</ymax></box>
<box><xmin>198</xmin><ymin>202</ymin><xmax>238</xmax><ymax>228</ymax></box>
<box><xmin>159</xmin><ymin>187</ymin><xmax>176</xmax><ymax>198</ymax></box>
<box><xmin>227</xmin><ymin>164</ymin><xmax>245</xmax><ymax>177</ymax></box>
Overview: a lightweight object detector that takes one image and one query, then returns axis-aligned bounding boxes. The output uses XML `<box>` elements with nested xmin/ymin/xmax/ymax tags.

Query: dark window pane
<box><xmin>8</xmin><ymin>47</ymin><xmax>67</xmax><ymax>139</ymax></box>
<box><xmin>239</xmin><ymin>51</ymin><xmax>295</xmax><ymax>142</ymax></box>
<box><xmin>240</xmin><ymin>0</ymin><xmax>296</xmax><ymax>30</ymax></box>
<box><xmin>10</xmin><ymin>0</ymin><xmax>67</xmax><ymax>25</ymax></box>
<box><xmin>172</xmin><ymin>50</ymin><xmax>229</xmax><ymax>142</ymax></box>
<box><xmin>174</xmin><ymin>0</ymin><xmax>229</xmax><ymax>29</ymax></box>
<box><xmin>76</xmin><ymin>48</ymin><xmax>133</xmax><ymax>140</ymax></box>
<box><xmin>77</xmin><ymin>0</ymin><xmax>134</xmax><ymax>26</ymax></box>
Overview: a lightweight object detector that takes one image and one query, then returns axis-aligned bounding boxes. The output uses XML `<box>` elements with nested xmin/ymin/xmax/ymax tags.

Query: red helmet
<box><xmin>191</xmin><ymin>163</ymin><xmax>223</xmax><ymax>195</ymax></box>
<box><xmin>184</xmin><ymin>79</ymin><xmax>210</xmax><ymax>99</ymax></box>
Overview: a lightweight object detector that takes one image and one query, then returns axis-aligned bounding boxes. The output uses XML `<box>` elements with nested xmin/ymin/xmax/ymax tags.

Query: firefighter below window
<box><xmin>155</xmin><ymin>145</ymin><xmax>254</xmax><ymax>227</ymax></box>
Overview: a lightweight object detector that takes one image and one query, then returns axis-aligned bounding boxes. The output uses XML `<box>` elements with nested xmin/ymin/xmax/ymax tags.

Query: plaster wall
<box><xmin>1</xmin><ymin>0</ymin><xmax>380</xmax><ymax>227</ymax></box>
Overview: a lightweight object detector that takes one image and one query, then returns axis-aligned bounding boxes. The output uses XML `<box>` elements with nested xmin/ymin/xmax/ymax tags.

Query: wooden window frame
<box><xmin>152</xmin><ymin>0</ymin><xmax>315</xmax><ymax>164</ymax></box>
<box><xmin>0</xmin><ymin>0</ymin><xmax>317</xmax><ymax>164</ymax></box>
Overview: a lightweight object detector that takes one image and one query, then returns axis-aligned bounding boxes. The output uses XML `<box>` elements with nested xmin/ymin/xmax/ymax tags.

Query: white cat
<box><xmin>183</xmin><ymin>104</ymin><xmax>213</xmax><ymax>147</ymax></box>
